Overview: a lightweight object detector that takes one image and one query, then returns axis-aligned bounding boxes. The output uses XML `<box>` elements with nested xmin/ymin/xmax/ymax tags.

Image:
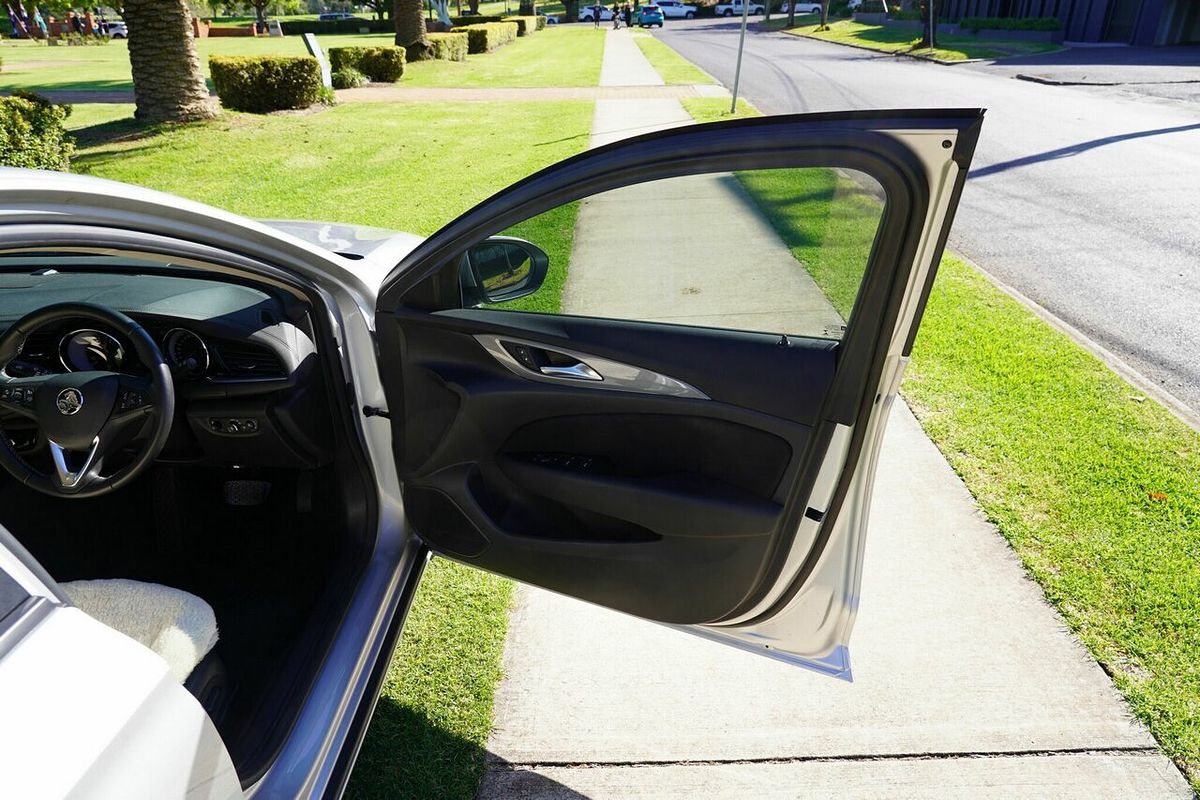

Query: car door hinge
<box><xmin>362</xmin><ymin>406</ymin><xmax>390</xmax><ymax>419</ymax></box>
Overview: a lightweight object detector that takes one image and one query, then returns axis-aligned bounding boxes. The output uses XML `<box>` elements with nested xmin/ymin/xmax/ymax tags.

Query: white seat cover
<box><xmin>60</xmin><ymin>579</ymin><xmax>219</xmax><ymax>684</ymax></box>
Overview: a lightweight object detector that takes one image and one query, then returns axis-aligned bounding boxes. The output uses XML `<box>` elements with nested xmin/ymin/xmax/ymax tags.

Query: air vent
<box><xmin>213</xmin><ymin>340</ymin><xmax>285</xmax><ymax>378</ymax></box>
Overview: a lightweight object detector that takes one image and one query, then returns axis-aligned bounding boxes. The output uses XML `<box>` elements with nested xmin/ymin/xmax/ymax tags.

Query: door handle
<box><xmin>539</xmin><ymin>362</ymin><xmax>603</xmax><ymax>381</ymax></box>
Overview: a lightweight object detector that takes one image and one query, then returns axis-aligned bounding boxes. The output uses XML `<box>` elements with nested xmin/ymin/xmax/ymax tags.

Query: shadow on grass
<box><xmin>346</xmin><ymin>697</ymin><xmax>590</xmax><ymax>800</ymax></box>
<box><xmin>69</xmin><ymin>116</ymin><xmax>150</xmax><ymax>149</ymax></box>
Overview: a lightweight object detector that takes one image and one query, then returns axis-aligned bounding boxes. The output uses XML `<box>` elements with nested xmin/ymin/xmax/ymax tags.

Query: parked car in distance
<box><xmin>639</xmin><ymin>4</ymin><xmax>666</xmax><ymax>25</ymax></box>
<box><xmin>779</xmin><ymin>1</ymin><xmax>822</xmax><ymax>13</ymax></box>
<box><xmin>715</xmin><ymin>0</ymin><xmax>766</xmax><ymax>15</ymax></box>
<box><xmin>105</xmin><ymin>20</ymin><xmax>127</xmax><ymax>38</ymax></box>
<box><xmin>318</xmin><ymin>11</ymin><xmax>362</xmax><ymax>20</ymax></box>
<box><xmin>539</xmin><ymin>9</ymin><xmax>561</xmax><ymax>22</ymax></box>
<box><xmin>655</xmin><ymin>0</ymin><xmax>698</xmax><ymax>18</ymax></box>
<box><xmin>579</xmin><ymin>3</ymin><xmax>615</xmax><ymax>19</ymax></box>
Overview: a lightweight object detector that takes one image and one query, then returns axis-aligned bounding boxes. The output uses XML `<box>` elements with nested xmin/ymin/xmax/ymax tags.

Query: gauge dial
<box><xmin>59</xmin><ymin>329</ymin><xmax>125</xmax><ymax>372</ymax></box>
<box><xmin>164</xmin><ymin>328</ymin><xmax>210</xmax><ymax>376</ymax></box>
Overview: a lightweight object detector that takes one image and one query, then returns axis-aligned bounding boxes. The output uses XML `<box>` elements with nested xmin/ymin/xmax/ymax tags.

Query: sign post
<box><xmin>730</xmin><ymin>1</ymin><xmax>751</xmax><ymax>114</ymax></box>
<box><xmin>302</xmin><ymin>32</ymin><xmax>333</xmax><ymax>90</ymax></box>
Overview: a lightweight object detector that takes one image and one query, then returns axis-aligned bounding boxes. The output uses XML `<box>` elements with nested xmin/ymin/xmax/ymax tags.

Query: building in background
<box><xmin>940</xmin><ymin>0</ymin><xmax>1200</xmax><ymax>45</ymax></box>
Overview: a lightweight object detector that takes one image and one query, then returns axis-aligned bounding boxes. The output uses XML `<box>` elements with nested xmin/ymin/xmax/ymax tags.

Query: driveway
<box><xmin>475</xmin><ymin>30</ymin><xmax>1192</xmax><ymax>799</ymax></box>
<box><xmin>656</xmin><ymin>20</ymin><xmax>1200</xmax><ymax>424</ymax></box>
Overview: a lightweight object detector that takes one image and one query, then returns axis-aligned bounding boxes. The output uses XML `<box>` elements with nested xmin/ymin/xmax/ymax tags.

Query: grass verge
<box><xmin>633</xmin><ymin>33</ymin><xmax>715</xmax><ymax>84</ymax></box>
<box><xmin>683</xmin><ymin>96</ymin><xmax>1200</xmax><ymax>790</ymax></box>
<box><xmin>71</xmin><ymin>98</ymin><xmax>594</xmax><ymax>798</ymax></box>
<box><xmin>764</xmin><ymin>19</ymin><xmax>1062</xmax><ymax>61</ymax></box>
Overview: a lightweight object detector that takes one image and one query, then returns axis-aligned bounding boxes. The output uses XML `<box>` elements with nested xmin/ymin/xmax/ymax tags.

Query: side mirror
<box><xmin>460</xmin><ymin>236</ymin><xmax>550</xmax><ymax>307</ymax></box>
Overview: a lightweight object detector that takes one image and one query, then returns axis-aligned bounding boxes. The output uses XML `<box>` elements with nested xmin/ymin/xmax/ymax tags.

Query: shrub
<box><xmin>332</xmin><ymin>67</ymin><xmax>368</xmax><ymax>89</ymax></box>
<box><xmin>959</xmin><ymin>15</ymin><xmax>1061</xmax><ymax>31</ymax></box>
<box><xmin>855</xmin><ymin>0</ymin><xmax>886</xmax><ymax>12</ymax></box>
<box><xmin>359</xmin><ymin>46</ymin><xmax>406</xmax><ymax>82</ymax></box>
<box><xmin>328</xmin><ymin>46</ymin><xmax>406</xmax><ymax>82</ymax></box>
<box><xmin>890</xmin><ymin>9</ymin><xmax>922</xmax><ymax>20</ymax></box>
<box><xmin>0</xmin><ymin>91</ymin><xmax>73</xmax><ymax>171</ymax></box>
<box><xmin>535</xmin><ymin>15</ymin><xmax>548</xmax><ymax>30</ymax></box>
<box><xmin>427</xmin><ymin>31</ymin><xmax>469</xmax><ymax>61</ymax></box>
<box><xmin>461</xmin><ymin>21</ymin><xmax>518</xmax><ymax>53</ymax></box>
<box><xmin>209</xmin><ymin>55</ymin><xmax>322</xmax><ymax>113</ymax></box>
<box><xmin>502</xmin><ymin>15</ymin><xmax>540</xmax><ymax>35</ymax></box>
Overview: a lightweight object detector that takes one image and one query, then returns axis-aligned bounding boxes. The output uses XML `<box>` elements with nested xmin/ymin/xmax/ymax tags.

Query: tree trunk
<box><xmin>468</xmin><ymin>0</ymin><xmax>480</xmax><ymax>13</ymax></box>
<box><xmin>819</xmin><ymin>0</ymin><xmax>828</xmax><ymax>27</ymax></box>
<box><xmin>395</xmin><ymin>0</ymin><xmax>430</xmax><ymax>57</ymax></box>
<box><xmin>123</xmin><ymin>0</ymin><xmax>215</xmax><ymax>124</ymax></box>
<box><xmin>786</xmin><ymin>0</ymin><xmax>795</xmax><ymax>27</ymax></box>
<box><xmin>563</xmin><ymin>0</ymin><xmax>580</xmax><ymax>21</ymax></box>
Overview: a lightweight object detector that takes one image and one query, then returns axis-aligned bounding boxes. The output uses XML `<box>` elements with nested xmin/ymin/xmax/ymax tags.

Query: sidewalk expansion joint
<box><xmin>486</xmin><ymin>746</ymin><xmax>1164</xmax><ymax>772</ymax></box>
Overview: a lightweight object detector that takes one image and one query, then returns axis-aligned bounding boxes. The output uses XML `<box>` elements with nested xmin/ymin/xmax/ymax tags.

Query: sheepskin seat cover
<box><xmin>61</xmin><ymin>579</ymin><xmax>219</xmax><ymax>684</ymax></box>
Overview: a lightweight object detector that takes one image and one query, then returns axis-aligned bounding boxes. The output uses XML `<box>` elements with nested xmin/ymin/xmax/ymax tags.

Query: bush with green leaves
<box><xmin>209</xmin><ymin>55</ymin><xmax>322</xmax><ymax>113</ymax></box>
<box><xmin>959</xmin><ymin>15</ymin><xmax>1061</xmax><ymax>31</ymax></box>
<box><xmin>332</xmin><ymin>67</ymin><xmax>368</xmax><ymax>89</ymax></box>
<box><xmin>0</xmin><ymin>91</ymin><xmax>73</xmax><ymax>171</ymax></box>
<box><xmin>535</xmin><ymin>15</ymin><xmax>548</xmax><ymax>30</ymax></box>
<box><xmin>890</xmin><ymin>9</ymin><xmax>923</xmax><ymax>20</ymax></box>
<box><xmin>427</xmin><ymin>32</ymin><xmax>469</xmax><ymax>61</ymax></box>
<box><xmin>461</xmin><ymin>22</ymin><xmax>518</xmax><ymax>54</ymax></box>
<box><xmin>359</xmin><ymin>47</ymin><xmax>406</xmax><ymax>82</ymax></box>
<box><xmin>502</xmin><ymin>15</ymin><xmax>540</xmax><ymax>35</ymax></box>
<box><xmin>328</xmin><ymin>46</ymin><xmax>406</xmax><ymax>82</ymax></box>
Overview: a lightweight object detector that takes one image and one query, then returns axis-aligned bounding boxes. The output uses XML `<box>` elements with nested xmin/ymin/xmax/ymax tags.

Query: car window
<box><xmin>483</xmin><ymin>167</ymin><xmax>886</xmax><ymax>342</ymax></box>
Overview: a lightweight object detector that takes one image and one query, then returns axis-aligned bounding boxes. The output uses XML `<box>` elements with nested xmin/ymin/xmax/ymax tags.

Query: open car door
<box><xmin>374</xmin><ymin>110</ymin><xmax>983</xmax><ymax>679</ymax></box>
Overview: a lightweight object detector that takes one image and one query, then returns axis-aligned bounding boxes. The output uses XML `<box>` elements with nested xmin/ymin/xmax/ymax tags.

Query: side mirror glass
<box><xmin>460</xmin><ymin>236</ymin><xmax>550</xmax><ymax>307</ymax></box>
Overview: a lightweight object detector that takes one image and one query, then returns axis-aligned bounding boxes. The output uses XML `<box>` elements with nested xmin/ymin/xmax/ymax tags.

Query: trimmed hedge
<box><xmin>0</xmin><ymin>91</ymin><xmax>73</xmax><ymax>171</ymax></box>
<box><xmin>427</xmin><ymin>31</ymin><xmax>469</xmax><ymax>61</ymax></box>
<box><xmin>332</xmin><ymin>67</ymin><xmax>368</xmax><ymax>89</ymax></box>
<box><xmin>328</xmin><ymin>46</ymin><xmax>407</xmax><ymax>82</ymax></box>
<box><xmin>360</xmin><ymin>47</ymin><xmax>406</xmax><ymax>82</ymax></box>
<box><xmin>462</xmin><ymin>21</ymin><xmax>518</xmax><ymax>53</ymax></box>
<box><xmin>959</xmin><ymin>15</ymin><xmax>1061</xmax><ymax>31</ymax></box>
<box><xmin>278</xmin><ymin>18</ymin><xmax>390</xmax><ymax>34</ymax></box>
<box><xmin>210</xmin><ymin>55</ymin><xmax>322</xmax><ymax>113</ymax></box>
<box><xmin>890</xmin><ymin>9</ymin><xmax>922</xmax><ymax>20</ymax></box>
<box><xmin>502</xmin><ymin>15</ymin><xmax>540</xmax><ymax>35</ymax></box>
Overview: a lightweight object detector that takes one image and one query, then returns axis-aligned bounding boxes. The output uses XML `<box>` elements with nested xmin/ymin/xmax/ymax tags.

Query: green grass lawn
<box><xmin>404</xmin><ymin>27</ymin><xmax>605</xmax><ymax>88</ymax></box>
<box><xmin>683</xmin><ymin>96</ymin><xmax>1200</xmax><ymax>790</ymax></box>
<box><xmin>765</xmin><ymin>19</ymin><xmax>1062</xmax><ymax>61</ymax></box>
<box><xmin>0</xmin><ymin>26</ymin><xmax>604</xmax><ymax>95</ymax></box>
<box><xmin>70</xmin><ymin>98</ymin><xmax>593</xmax><ymax>798</ymax></box>
<box><xmin>633</xmin><ymin>33</ymin><xmax>715</xmax><ymax>84</ymax></box>
<box><xmin>71</xmin><ymin>100</ymin><xmax>593</xmax><ymax>235</ymax></box>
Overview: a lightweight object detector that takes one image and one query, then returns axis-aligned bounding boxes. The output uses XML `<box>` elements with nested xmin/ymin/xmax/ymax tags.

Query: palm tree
<box><xmin>395</xmin><ymin>0</ymin><xmax>431</xmax><ymax>58</ymax></box>
<box><xmin>122</xmin><ymin>0</ymin><xmax>215</xmax><ymax>123</ymax></box>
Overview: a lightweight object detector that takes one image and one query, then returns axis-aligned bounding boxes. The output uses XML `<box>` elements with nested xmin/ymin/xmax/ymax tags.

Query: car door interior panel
<box><xmin>394</xmin><ymin>310</ymin><xmax>842</xmax><ymax>623</ymax></box>
<box><xmin>378</xmin><ymin>110</ymin><xmax>982</xmax><ymax>645</ymax></box>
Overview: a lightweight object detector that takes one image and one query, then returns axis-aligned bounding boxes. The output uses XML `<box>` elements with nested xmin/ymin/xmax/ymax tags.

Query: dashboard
<box><xmin>0</xmin><ymin>262</ymin><xmax>333</xmax><ymax>469</ymax></box>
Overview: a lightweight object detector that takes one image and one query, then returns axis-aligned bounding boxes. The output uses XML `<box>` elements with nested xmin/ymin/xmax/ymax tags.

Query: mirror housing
<box><xmin>460</xmin><ymin>236</ymin><xmax>550</xmax><ymax>307</ymax></box>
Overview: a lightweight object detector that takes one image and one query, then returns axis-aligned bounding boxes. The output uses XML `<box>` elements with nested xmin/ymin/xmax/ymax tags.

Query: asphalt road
<box><xmin>657</xmin><ymin>20</ymin><xmax>1200</xmax><ymax>418</ymax></box>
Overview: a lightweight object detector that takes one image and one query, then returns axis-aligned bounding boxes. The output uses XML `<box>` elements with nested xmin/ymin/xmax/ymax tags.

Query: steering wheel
<box><xmin>0</xmin><ymin>303</ymin><xmax>175</xmax><ymax>498</ymax></box>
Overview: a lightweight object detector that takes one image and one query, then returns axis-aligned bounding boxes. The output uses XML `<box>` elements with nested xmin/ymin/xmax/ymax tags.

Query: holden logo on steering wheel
<box><xmin>56</xmin><ymin>388</ymin><xmax>84</xmax><ymax>416</ymax></box>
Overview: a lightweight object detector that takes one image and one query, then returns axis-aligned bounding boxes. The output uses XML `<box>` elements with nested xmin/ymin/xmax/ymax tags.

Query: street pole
<box><xmin>730</xmin><ymin>0</ymin><xmax>750</xmax><ymax>114</ymax></box>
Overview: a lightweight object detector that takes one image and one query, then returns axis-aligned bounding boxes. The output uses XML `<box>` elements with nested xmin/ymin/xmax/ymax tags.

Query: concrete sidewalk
<box><xmin>475</xmin><ymin>30</ymin><xmax>1193</xmax><ymax>799</ymax></box>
